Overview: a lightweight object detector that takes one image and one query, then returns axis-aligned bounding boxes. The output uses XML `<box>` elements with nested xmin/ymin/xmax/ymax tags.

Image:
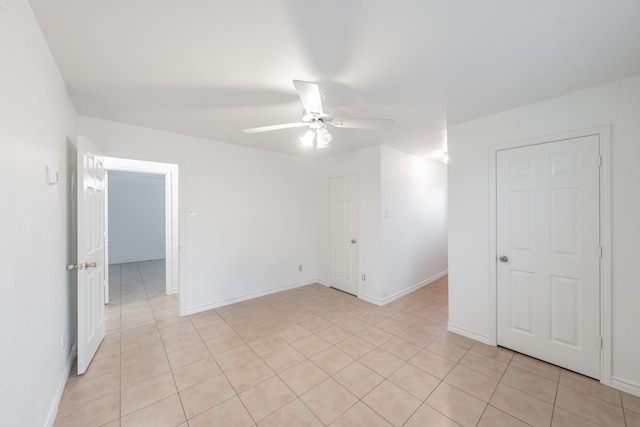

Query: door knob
<box><xmin>67</xmin><ymin>262</ymin><xmax>97</xmax><ymax>270</ymax></box>
<box><xmin>351</xmin><ymin>239</ymin><xmax>357</xmax><ymax>244</ymax></box>
<box><xmin>499</xmin><ymin>255</ymin><xmax>509</xmax><ymax>263</ymax></box>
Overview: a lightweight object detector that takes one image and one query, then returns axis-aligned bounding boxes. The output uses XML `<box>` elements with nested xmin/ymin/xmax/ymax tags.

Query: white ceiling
<box><xmin>28</xmin><ymin>0</ymin><xmax>640</xmax><ymax>161</ymax></box>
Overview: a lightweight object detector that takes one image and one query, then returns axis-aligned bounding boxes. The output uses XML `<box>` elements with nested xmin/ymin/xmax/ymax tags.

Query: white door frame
<box><xmin>103</xmin><ymin>157</ymin><xmax>180</xmax><ymax>300</ymax></box>
<box><xmin>488</xmin><ymin>126</ymin><xmax>612</xmax><ymax>385</ymax></box>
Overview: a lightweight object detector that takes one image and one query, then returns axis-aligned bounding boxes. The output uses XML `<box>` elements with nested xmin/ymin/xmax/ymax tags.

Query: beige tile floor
<box><xmin>54</xmin><ymin>261</ymin><xmax>640</xmax><ymax>427</ymax></box>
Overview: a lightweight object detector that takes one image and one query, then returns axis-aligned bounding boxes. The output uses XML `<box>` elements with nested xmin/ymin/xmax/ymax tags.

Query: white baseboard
<box><xmin>611</xmin><ymin>376</ymin><xmax>640</xmax><ymax>397</ymax></box>
<box><xmin>45</xmin><ymin>344</ymin><xmax>76</xmax><ymax>427</ymax></box>
<box><xmin>358</xmin><ymin>270</ymin><xmax>448</xmax><ymax>306</ymax></box>
<box><xmin>447</xmin><ymin>323</ymin><xmax>491</xmax><ymax>345</ymax></box>
<box><xmin>109</xmin><ymin>255</ymin><xmax>165</xmax><ymax>265</ymax></box>
<box><xmin>357</xmin><ymin>293</ymin><xmax>384</xmax><ymax>306</ymax></box>
<box><xmin>182</xmin><ymin>271</ymin><xmax>449</xmax><ymax>315</ymax></box>
<box><xmin>182</xmin><ymin>279</ymin><xmax>320</xmax><ymax>316</ymax></box>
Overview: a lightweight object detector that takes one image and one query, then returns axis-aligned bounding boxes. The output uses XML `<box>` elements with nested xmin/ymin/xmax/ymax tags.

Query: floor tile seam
<box><xmin>294</xmin><ymin>388</ymin><xmax>345</xmax><ymax>426</ymax></box>
<box><xmin>169</xmin><ymin>356</ymin><xmax>222</xmax><ymax>391</ymax></box>
<box><xmin>381</xmin><ymin>360</ymin><xmax>434</xmax><ymax>399</ymax></box>
<box><xmin>55</xmin><ymin>392</ymin><xmax>121</xmax><ymax>426</ymax></box>
<box><xmin>556</xmin><ymin>379</ymin><xmax>623</xmax><ymax>407</ymax></box>
<box><xmin>117</xmin><ymin>307</ymin><xmax>171</xmax><ymax>398</ymax></box>
<box><xmin>421</xmin><ymin>383</ymin><xmax>488</xmax><ymax>427</ymax></box>
<box><xmin>427</xmin><ymin>340</ymin><xmax>473</xmax><ymax>365</ymax></box>
<box><xmin>182</xmin><ymin>391</ymin><xmax>239</xmax><ymax>422</ymax></box>
<box><xmin>234</xmin><ymin>375</ymin><xmax>295</xmax><ymax>425</ymax></box>
<box><xmin>502</xmin><ymin>364</ymin><xmax>563</xmax><ymax>391</ymax></box>
<box><xmin>438</xmin><ymin>375</ymin><xmax>492</xmax><ymax>407</ymax></box>
<box><xmin>358</xmin><ymin>388</ymin><xmax>415</xmax><ymax>426</ymax></box>
<box><xmin>481</xmin><ymin>404</ymin><xmax>536</xmax><ymax>427</ymax></box>
<box><xmin>300</xmin><ymin>376</ymin><xmax>360</xmax><ymax>425</ymax></box>
<box><xmin>490</xmin><ymin>381</ymin><xmax>556</xmax><ymax>425</ymax></box>
<box><xmin>498</xmin><ymin>373</ymin><xmax>559</xmax><ymax>406</ymax></box>
<box><xmin>168</xmin><ymin>360</ymin><xmax>208</xmax><ymax>424</ymax></box>
<box><xmin>475</xmin><ymin>352</ymin><xmax>511</xmax><ymax>415</ymax></box>
<box><xmin>549</xmin><ymin>404</ymin><xmax>605</xmax><ymax>427</ymax></box>
<box><xmin>419</xmin><ymin>346</ymin><xmax>467</xmax><ymax>368</ymax></box>
<box><xmin>158</xmin><ymin>327</ymin><xmax>203</xmax><ymax>351</ymax></box>
<box><xmin>157</xmin><ymin>323</ymin><xmax>197</xmax><ymax>342</ymax></box>
<box><xmin>624</xmin><ymin>405</ymin><xmax>640</xmax><ymax>416</ymax></box>
<box><xmin>118</xmin><ymin>391</ymin><xmax>186</xmax><ymax>425</ymax></box>
<box><xmin>555</xmin><ymin>383</ymin><xmax>626</xmax><ymax>422</ymax></box>
<box><xmin>56</xmin><ymin>386</ymin><xmax>122</xmax><ymax>418</ymax></box>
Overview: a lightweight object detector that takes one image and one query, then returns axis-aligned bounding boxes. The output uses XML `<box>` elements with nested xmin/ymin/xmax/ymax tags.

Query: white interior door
<box><xmin>497</xmin><ymin>135</ymin><xmax>601</xmax><ymax>378</ymax></box>
<box><xmin>76</xmin><ymin>136</ymin><xmax>106</xmax><ymax>375</ymax></box>
<box><xmin>328</xmin><ymin>174</ymin><xmax>359</xmax><ymax>295</ymax></box>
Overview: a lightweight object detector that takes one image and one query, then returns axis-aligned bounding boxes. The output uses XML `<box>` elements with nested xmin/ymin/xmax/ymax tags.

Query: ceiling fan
<box><xmin>242</xmin><ymin>80</ymin><xmax>394</xmax><ymax>149</ymax></box>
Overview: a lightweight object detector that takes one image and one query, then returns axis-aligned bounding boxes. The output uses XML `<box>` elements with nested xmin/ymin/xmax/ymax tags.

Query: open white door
<box><xmin>73</xmin><ymin>135</ymin><xmax>106</xmax><ymax>375</ymax></box>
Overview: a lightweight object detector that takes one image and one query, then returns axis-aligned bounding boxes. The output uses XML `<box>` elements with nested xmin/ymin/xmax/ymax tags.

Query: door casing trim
<box><xmin>103</xmin><ymin>157</ymin><xmax>180</xmax><ymax>305</ymax></box>
<box><xmin>488</xmin><ymin>126</ymin><xmax>611</xmax><ymax>385</ymax></box>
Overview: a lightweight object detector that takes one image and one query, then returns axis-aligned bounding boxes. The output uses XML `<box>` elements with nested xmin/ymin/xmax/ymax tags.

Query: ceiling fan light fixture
<box><xmin>300</xmin><ymin>129</ymin><xmax>315</xmax><ymax>147</ymax></box>
<box><xmin>316</xmin><ymin>129</ymin><xmax>332</xmax><ymax>148</ymax></box>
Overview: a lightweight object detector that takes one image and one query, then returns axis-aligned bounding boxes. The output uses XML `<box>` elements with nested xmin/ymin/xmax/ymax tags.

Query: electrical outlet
<box><xmin>361</xmin><ymin>274</ymin><xmax>366</xmax><ymax>281</ymax></box>
<box><xmin>298</xmin><ymin>264</ymin><xmax>303</xmax><ymax>272</ymax></box>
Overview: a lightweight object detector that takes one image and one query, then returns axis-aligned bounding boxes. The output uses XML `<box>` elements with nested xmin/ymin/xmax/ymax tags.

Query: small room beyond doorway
<box><xmin>107</xmin><ymin>170</ymin><xmax>166</xmax><ymax>305</ymax></box>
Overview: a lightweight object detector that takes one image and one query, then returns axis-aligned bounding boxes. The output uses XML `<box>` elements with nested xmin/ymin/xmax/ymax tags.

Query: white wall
<box><xmin>317</xmin><ymin>146</ymin><xmax>383</xmax><ymax>301</ymax></box>
<box><xmin>317</xmin><ymin>145</ymin><xmax>449</xmax><ymax>304</ymax></box>
<box><xmin>79</xmin><ymin>117</ymin><xmax>319</xmax><ymax>314</ymax></box>
<box><xmin>108</xmin><ymin>171</ymin><xmax>166</xmax><ymax>263</ymax></box>
<box><xmin>380</xmin><ymin>146</ymin><xmax>448</xmax><ymax>302</ymax></box>
<box><xmin>448</xmin><ymin>73</ymin><xmax>640</xmax><ymax>395</ymax></box>
<box><xmin>0</xmin><ymin>1</ymin><xmax>78</xmax><ymax>425</ymax></box>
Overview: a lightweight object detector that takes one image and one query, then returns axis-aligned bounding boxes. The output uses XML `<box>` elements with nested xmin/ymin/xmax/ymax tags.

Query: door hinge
<box><xmin>598</xmin><ymin>155</ymin><xmax>602</xmax><ymax>168</ymax></box>
<box><xmin>600</xmin><ymin>337</ymin><xmax>603</xmax><ymax>349</ymax></box>
<box><xmin>598</xmin><ymin>245</ymin><xmax>603</xmax><ymax>259</ymax></box>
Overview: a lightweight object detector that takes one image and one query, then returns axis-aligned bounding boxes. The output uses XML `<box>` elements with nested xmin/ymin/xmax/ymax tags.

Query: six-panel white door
<box><xmin>76</xmin><ymin>136</ymin><xmax>106</xmax><ymax>375</ymax></box>
<box><xmin>328</xmin><ymin>175</ymin><xmax>359</xmax><ymax>295</ymax></box>
<box><xmin>497</xmin><ymin>135</ymin><xmax>601</xmax><ymax>379</ymax></box>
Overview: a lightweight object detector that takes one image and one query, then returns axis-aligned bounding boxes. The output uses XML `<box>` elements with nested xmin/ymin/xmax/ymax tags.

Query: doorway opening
<box><xmin>103</xmin><ymin>157</ymin><xmax>180</xmax><ymax>309</ymax></box>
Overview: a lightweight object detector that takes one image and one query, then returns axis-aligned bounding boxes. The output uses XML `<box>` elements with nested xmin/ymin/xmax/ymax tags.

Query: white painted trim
<box><xmin>599</xmin><ymin>129</ymin><xmax>612</xmax><ymax>387</ymax></box>
<box><xmin>358</xmin><ymin>270</ymin><xmax>448</xmax><ymax>306</ymax></box>
<box><xmin>357</xmin><ymin>293</ymin><xmax>384</xmax><ymax>306</ymax></box>
<box><xmin>104</xmin><ymin>171</ymin><xmax>110</xmax><ymax>305</ymax></box>
<box><xmin>611</xmin><ymin>377</ymin><xmax>640</xmax><ymax>397</ymax></box>
<box><xmin>45</xmin><ymin>344</ymin><xmax>76</xmax><ymax>427</ymax></box>
<box><xmin>447</xmin><ymin>323</ymin><xmax>491</xmax><ymax>345</ymax></box>
<box><xmin>488</xmin><ymin>126</ymin><xmax>612</xmax><ymax>385</ymax></box>
<box><xmin>182</xmin><ymin>279</ymin><xmax>320</xmax><ymax>316</ymax></box>
<box><xmin>103</xmin><ymin>157</ymin><xmax>180</xmax><ymax>303</ymax></box>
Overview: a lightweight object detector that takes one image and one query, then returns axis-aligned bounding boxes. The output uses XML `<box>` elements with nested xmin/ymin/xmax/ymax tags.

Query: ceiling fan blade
<box><xmin>330</xmin><ymin>118</ymin><xmax>395</xmax><ymax>130</ymax></box>
<box><xmin>293</xmin><ymin>80</ymin><xmax>324</xmax><ymax>116</ymax></box>
<box><xmin>242</xmin><ymin>122</ymin><xmax>307</xmax><ymax>134</ymax></box>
